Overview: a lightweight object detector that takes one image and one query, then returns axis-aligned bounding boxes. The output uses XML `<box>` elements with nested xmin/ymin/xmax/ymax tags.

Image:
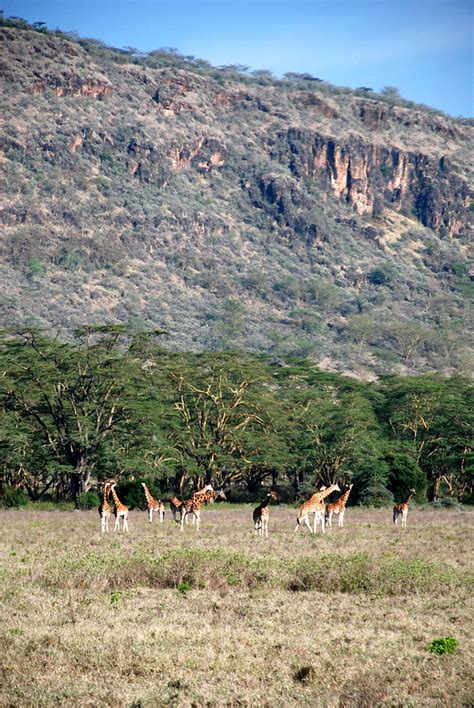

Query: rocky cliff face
<box><xmin>0</xmin><ymin>22</ymin><xmax>472</xmax><ymax>377</ymax></box>
<box><xmin>269</xmin><ymin>128</ymin><xmax>470</xmax><ymax>237</ymax></box>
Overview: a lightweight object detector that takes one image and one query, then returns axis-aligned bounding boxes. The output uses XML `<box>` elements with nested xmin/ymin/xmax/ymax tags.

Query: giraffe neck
<box><xmin>111</xmin><ymin>487</ymin><xmax>125</xmax><ymax>509</ymax></box>
<box><xmin>312</xmin><ymin>484</ymin><xmax>338</xmax><ymax>503</ymax></box>
<box><xmin>338</xmin><ymin>488</ymin><xmax>352</xmax><ymax>507</ymax></box>
<box><xmin>404</xmin><ymin>492</ymin><xmax>414</xmax><ymax>505</ymax></box>
<box><xmin>259</xmin><ymin>494</ymin><xmax>274</xmax><ymax>510</ymax></box>
<box><xmin>143</xmin><ymin>484</ymin><xmax>156</xmax><ymax>506</ymax></box>
<box><xmin>102</xmin><ymin>485</ymin><xmax>110</xmax><ymax>507</ymax></box>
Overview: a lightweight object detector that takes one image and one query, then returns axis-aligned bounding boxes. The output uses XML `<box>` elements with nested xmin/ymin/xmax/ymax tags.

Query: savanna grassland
<box><xmin>1</xmin><ymin>505</ymin><xmax>472</xmax><ymax>706</ymax></box>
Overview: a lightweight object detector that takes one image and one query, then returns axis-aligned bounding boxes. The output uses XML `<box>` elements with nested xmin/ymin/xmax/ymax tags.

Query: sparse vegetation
<box><xmin>0</xmin><ymin>506</ymin><xmax>472</xmax><ymax>705</ymax></box>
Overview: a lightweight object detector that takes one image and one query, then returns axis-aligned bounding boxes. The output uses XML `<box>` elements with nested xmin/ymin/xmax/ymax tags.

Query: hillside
<box><xmin>1</xmin><ymin>20</ymin><xmax>473</xmax><ymax>378</ymax></box>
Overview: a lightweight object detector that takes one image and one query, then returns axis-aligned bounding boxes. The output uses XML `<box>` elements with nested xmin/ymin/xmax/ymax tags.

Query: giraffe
<box><xmin>393</xmin><ymin>488</ymin><xmax>416</xmax><ymax>527</ymax></box>
<box><xmin>294</xmin><ymin>483</ymin><xmax>341</xmax><ymax>534</ymax></box>
<box><xmin>180</xmin><ymin>486</ymin><xmax>226</xmax><ymax>531</ymax></box>
<box><xmin>169</xmin><ymin>484</ymin><xmax>213</xmax><ymax>523</ymax></box>
<box><xmin>141</xmin><ymin>482</ymin><xmax>165</xmax><ymax>523</ymax></box>
<box><xmin>253</xmin><ymin>490</ymin><xmax>278</xmax><ymax>538</ymax></box>
<box><xmin>170</xmin><ymin>484</ymin><xmax>212</xmax><ymax>523</ymax></box>
<box><xmin>326</xmin><ymin>483</ymin><xmax>353</xmax><ymax>528</ymax></box>
<box><xmin>109</xmin><ymin>482</ymin><xmax>129</xmax><ymax>532</ymax></box>
<box><xmin>98</xmin><ymin>481</ymin><xmax>111</xmax><ymax>533</ymax></box>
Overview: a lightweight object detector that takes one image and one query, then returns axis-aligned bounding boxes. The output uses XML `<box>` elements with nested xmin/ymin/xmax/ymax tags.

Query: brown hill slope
<box><xmin>0</xmin><ymin>22</ymin><xmax>473</xmax><ymax>377</ymax></box>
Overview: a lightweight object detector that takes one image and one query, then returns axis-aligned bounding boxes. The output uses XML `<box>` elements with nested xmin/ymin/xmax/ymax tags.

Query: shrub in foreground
<box><xmin>37</xmin><ymin>547</ymin><xmax>471</xmax><ymax>597</ymax></box>
<box><xmin>426</xmin><ymin>637</ymin><xmax>459</xmax><ymax>655</ymax></box>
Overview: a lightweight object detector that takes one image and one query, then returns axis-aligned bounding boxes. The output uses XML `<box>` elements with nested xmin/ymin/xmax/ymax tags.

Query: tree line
<box><xmin>0</xmin><ymin>326</ymin><xmax>472</xmax><ymax>507</ymax></box>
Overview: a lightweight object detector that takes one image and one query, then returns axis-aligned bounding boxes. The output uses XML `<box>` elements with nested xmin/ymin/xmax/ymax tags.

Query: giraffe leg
<box><xmin>180</xmin><ymin>511</ymin><xmax>186</xmax><ymax>531</ymax></box>
<box><xmin>123</xmin><ymin>514</ymin><xmax>129</xmax><ymax>532</ymax></box>
<box><xmin>321</xmin><ymin>512</ymin><xmax>325</xmax><ymax>533</ymax></box>
<box><xmin>264</xmin><ymin>517</ymin><xmax>269</xmax><ymax>539</ymax></box>
<box><xmin>148</xmin><ymin>508</ymin><xmax>153</xmax><ymax>523</ymax></box>
<box><xmin>114</xmin><ymin>516</ymin><xmax>119</xmax><ymax>532</ymax></box>
<box><xmin>339</xmin><ymin>510</ymin><xmax>344</xmax><ymax>528</ymax></box>
<box><xmin>294</xmin><ymin>518</ymin><xmax>301</xmax><ymax>532</ymax></box>
<box><xmin>195</xmin><ymin>510</ymin><xmax>201</xmax><ymax>531</ymax></box>
<box><xmin>159</xmin><ymin>509</ymin><xmax>164</xmax><ymax>523</ymax></box>
<box><xmin>327</xmin><ymin>510</ymin><xmax>332</xmax><ymax>527</ymax></box>
<box><xmin>304</xmin><ymin>515</ymin><xmax>313</xmax><ymax>533</ymax></box>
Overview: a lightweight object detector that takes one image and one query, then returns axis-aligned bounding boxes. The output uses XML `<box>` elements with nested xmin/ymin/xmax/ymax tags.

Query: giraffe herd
<box><xmin>98</xmin><ymin>480</ymin><xmax>416</xmax><ymax>535</ymax></box>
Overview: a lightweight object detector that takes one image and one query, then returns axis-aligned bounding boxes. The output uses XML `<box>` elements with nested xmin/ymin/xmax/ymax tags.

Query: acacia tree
<box><xmin>273</xmin><ymin>363</ymin><xmax>391</xmax><ymax>503</ymax></box>
<box><xmin>0</xmin><ymin>326</ymin><xmax>138</xmax><ymax>504</ymax></box>
<box><xmin>380</xmin><ymin>376</ymin><xmax>473</xmax><ymax>501</ymax></box>
<box><xmin>162</xmin><ymin>355</ymin><xmax>277</xmax><ymax>491</ymax></box>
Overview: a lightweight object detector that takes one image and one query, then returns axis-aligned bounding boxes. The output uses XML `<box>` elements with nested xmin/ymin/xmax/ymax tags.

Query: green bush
<box><xmin>26</xmin><ymin>259</ymin><xmax>45</xmax><ymax>279</ymax></box>
<box><xmin>426</xmin><ymin>637</ymin><xmax>458</xmax><ymax>655</ymax></box>
<box><xmin>1</xmin><ymin>486</ymin><xmax>29</xmax><ymax>508</ymax></box>
<box><xmin>431</xmin><ymin>497</ymin><xmax>463</xmax><ymax>509</ymax></box>
<box><xmin>78</xmin><ymin>491</ymin><xmax>100</xmax><ymax>509</ymax></box>
<box><xmin>177</xmin><ymin>581</ymin><xmax>193</xmax><ymax>595</ymax></box>
<box><xmin>114</xmin><ymin>478</ymin><xmax>160</xmax><ymax>510</ymax></box>
<box><xmin>110</xmin><ymin>590</ymin><xmax>123</xmax><ymax>608</ymax></box>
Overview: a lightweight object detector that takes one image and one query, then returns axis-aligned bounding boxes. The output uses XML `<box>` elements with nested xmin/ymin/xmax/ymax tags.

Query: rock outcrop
<box><xmin>268</xmin><ymin>128</ymin><xmax>471</xmax><ymax>237</ymax></box>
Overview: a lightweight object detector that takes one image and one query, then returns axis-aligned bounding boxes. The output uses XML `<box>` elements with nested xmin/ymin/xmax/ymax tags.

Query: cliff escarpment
<box><xmin>0</xmin><ymin>22</ymin><xmax>472</xmax><ymax>377</ymax></box>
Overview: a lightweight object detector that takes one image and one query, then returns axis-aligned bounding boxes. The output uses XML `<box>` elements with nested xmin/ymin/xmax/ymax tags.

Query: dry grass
<box><xmin>1</xmin><ymin>506</ymin><xmax>473</xmax><ymax>706</ymax></box>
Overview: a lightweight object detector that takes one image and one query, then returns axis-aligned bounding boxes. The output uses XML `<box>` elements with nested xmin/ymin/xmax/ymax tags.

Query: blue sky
<box><xmin>3</xmin><ymin>0</ymin><xmax>473</xmax><ymax>116</ymax></box>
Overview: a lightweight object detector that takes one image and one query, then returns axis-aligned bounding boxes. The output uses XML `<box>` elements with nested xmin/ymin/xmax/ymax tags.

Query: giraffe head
<box><xmin>215</xmin><ymin>488</ymin><xmax>227</xmax><ymax>500</ymax></box>
<box><xmin>268</xmin><ymin>490</ymin><xmax>278</xmax><ymax>500</ymax></box>
<box><xmin>410</xmin><ymin>488</ymin><xmax>416</xmax><ymax>494</ymax></box>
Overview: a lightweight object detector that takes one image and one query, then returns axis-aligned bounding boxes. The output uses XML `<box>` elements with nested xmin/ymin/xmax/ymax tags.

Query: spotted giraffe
<box><xmin>326</xmin><ymin>483</ymin><xmax>353</xmax><ymax>528</ymax></box>
<box><xmin>253</xmin><ymin>490</ymin><xmax>278</xmax><ymax>538</ymax></box>
<box><xmin>109</xmin><ymin>482</ymin><xmax>129</xmax><ymax>532</ymax></box>
<box><xmin>393</xmin><ymin>488</ymin><xmax>416</xmax><ymax>527</ymax></box>
<box><xmin>141</xmin><ymin>482</ymin><xmax>165</xmax><ymax>523</ymax></box>
<box><xmin>294</xmin><ymin>483</ymin><xmax>341</xmax><ymax>534</ymax></box>
<box><xmin>180</xmin><ymin>485</ymin><xmax>226</xmax><ymax>531</ymax></box>
<box><xmin>98</xmin><ymin>481</ymin><xmax>112</xmax><ymax>533</ymax></box>
<box><xmin>169</xmin><ymin>485</ymin><xmax>212</xmax><ymax>523</ymax></box>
